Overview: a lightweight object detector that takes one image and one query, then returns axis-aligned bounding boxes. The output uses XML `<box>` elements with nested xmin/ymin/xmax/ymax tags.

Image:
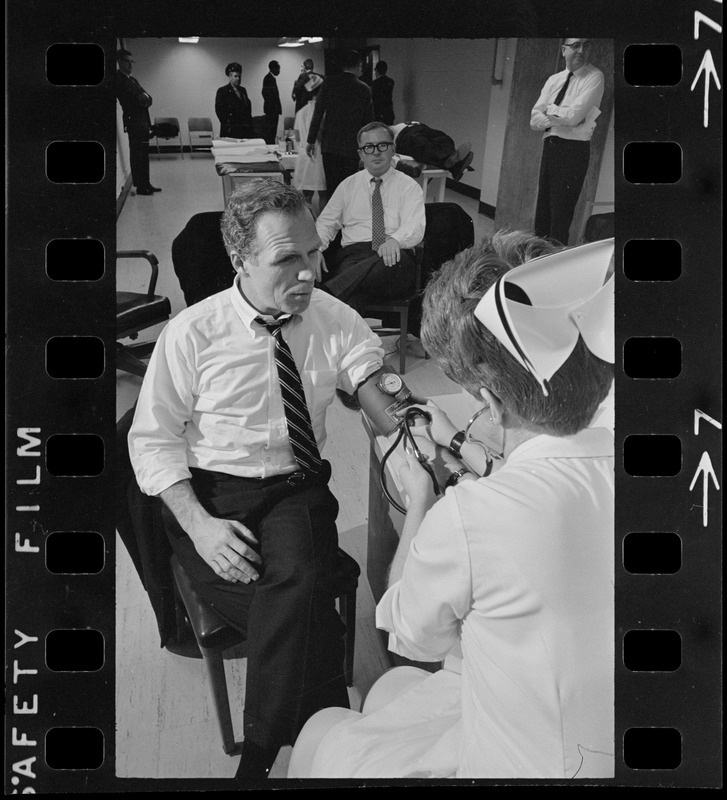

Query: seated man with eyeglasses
<box><xmin>315</xmin><ymin>122</ymin><xmax>426</xmax><ymax>322</ymax></box>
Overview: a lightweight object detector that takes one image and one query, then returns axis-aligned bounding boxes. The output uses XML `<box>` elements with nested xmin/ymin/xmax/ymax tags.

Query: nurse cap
<box><xmin>473</xmin><ymin>238</ymin><xmax>615</xmax><ymax>396</ymax></box>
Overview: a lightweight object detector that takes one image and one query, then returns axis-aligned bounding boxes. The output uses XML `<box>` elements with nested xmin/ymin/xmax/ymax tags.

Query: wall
<box><xmin>123</xmin><ymin>37</ymin><xmax>326</xmax><ymax>141</ymax></box>
<box><xmin>370</xmin><ymin>39</ymin><xmax>495</xmax><ymax>196</ymax></box>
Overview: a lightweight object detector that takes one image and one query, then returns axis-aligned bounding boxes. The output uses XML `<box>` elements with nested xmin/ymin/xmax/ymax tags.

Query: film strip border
<box><xmin>5</xmin><ymin>4</ymin><xmax>722</xmax><ymax>792</ymax></box>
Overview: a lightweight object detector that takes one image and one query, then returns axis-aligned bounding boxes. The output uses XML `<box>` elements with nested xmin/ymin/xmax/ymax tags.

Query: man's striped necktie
<box><xmin>256</xmin><ymin>316</ymin><xmax>323</xmax><ymax>473</ymax></box>
<box><xmin>371</xmin><ymin>177</ymin><xmax>386</xmax><ymax>251</ymax></box>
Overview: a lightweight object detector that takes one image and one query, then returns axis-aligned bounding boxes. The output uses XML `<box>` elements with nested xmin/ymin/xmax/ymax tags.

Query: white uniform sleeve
<box><xmin>376</xmin><ymin>493</ymin><xmax>472</xmax><ymax>662</ymax></box>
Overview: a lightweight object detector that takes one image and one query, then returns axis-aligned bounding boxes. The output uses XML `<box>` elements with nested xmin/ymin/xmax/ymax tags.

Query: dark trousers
<box><xmin>533</xmin><ymin>137</ymin><xmax>591</xmax><ymax>246</ymax></box>
<box><xmin>264</xmin><ymin>114</ymin><xmax>279</xmax><ymax>145</ymax></box>
<box><xmin>163</xmin><ymin>464</ymin><xmax>349</xmax><ymax>749</ymax></box>
<box><xmin>323</xmin><ymin>241</ymin><xmax>417</xmax><ymax>315</ymax></box>
<box><xmin>322</xmin><ymin>153</ymin><xmax>361</xmax><ymax>197</ymax></box>
<box><xmin>127</xmin><ymin>128</ymin><xmax>151</xmax><ymax>189</ymax></box>
<box><xmin>395</xmin><ymin>123</ymin><xmax>455</xmax><ymax>169</ymax></box>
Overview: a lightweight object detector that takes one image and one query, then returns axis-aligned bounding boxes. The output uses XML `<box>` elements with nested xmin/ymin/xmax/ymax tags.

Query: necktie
<box><xmin>256</xmin><ymin>317</ymin><xmax>323</xmax><ymax>473</ymax></box>
<box><xmin>371</xmin><ymin>177</ymin><xmax>386</xmax><ymax>251</ymax></box>
<box><xmin>545</xmin><ymin>72</ymin><xmax>574</xmax><ymax>132</ymax></box>
<box><xmin>553</xmin><ymin>71</ymin><xmax>574</xmax><ymax>106</ymax></box>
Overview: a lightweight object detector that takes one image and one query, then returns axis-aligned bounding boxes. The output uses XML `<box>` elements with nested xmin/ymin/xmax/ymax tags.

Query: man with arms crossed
<box><xmin>530</xmin><ymin>38</ymin><xmax>604</xmax><ymax>245</ymax></box>
<box><xmin>129</xmin><ymin>180</ymin><xmax>384</xmax><ymax>783</ymax></box>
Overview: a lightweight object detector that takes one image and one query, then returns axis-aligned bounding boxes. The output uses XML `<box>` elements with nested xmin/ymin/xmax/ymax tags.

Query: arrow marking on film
<box><xmin>694</xmin><ymin>10</ymin><xmax>723</xmax><ymax>40</ymax></box>
<box><xmin>694</xmin><ymin>409</ymin><xmax>723</xmax><ymax>435</ymax></box>
<box><xmin>691</xmin><ymin>49</ymin><xmax>722</xmax><ymax>128</ymax></box>
<box><xmin>689</xmin><ymin>451</ymin><xmax>720</xmax><ymax>527</ymax></box>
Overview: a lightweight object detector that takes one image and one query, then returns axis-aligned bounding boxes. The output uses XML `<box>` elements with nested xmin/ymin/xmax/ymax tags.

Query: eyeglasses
<box><xmin>563</xmin><ymin>41</ymin><xmax>591</xmax><ymax>51</ymax></box>
<box><xmin>358</xmin><ymin>142</ymin><xmax>393</xmax><ymax>155</ymax></box>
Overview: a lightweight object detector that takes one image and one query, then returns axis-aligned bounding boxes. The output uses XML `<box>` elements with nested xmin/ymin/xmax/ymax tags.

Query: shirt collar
<box><xmin>365</xmin><ymin>165</ymin><xmax>396</xmax><ymax>185</ymax></box>
<box><xmin>228</xmin><ymin>274</ymin><xmax>298</xmax><ymax>334</ymax></box>
<box><xmin>506</xmin><ymin>426</ymin><xmax>614</xmax><ymax>466</ymax></box>
<box><xmin>571</xmin><ymin>63</ymin><xmax>591</xmax><ymax>78</ymax></box>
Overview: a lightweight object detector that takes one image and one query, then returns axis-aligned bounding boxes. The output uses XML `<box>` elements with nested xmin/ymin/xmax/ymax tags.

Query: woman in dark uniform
<box><xmin>215</xmin><ymin>62</ymin><xmax>254</xmax><ymax>139</ymax></box>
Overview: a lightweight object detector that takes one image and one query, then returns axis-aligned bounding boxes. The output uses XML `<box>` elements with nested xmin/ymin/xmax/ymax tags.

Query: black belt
<box><xmin>544</xmin><ymin>136</ymin><xmax>589</xmax><ymax>145</ymax></box>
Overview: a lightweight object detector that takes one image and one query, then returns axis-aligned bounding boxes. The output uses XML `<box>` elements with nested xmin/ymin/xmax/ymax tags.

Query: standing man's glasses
<box><xmin>563</xmin><ymin>41</ymin><xmax>591</xmax><ymax>51</ymax></box>
<box><xmin>358</xmin><ymin>142</ymin><xmax>393</xmax><ymax>154</ymax></box>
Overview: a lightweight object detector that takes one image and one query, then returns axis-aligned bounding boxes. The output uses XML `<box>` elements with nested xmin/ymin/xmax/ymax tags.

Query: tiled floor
<box><xmin>115</xmin><ymin>154</ymin><xmax>494</xmax><ymax>779</ymax></box>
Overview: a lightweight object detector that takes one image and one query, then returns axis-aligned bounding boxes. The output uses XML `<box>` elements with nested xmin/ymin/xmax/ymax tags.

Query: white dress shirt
<box><xmin>129</xmin><ymin>278</ymin><xmax>384</xmax><ymax>496</ymax></box>
<box><xmin>530</xmin><ymin>63</ymin><xmax>605</xmax><ymax>142</ymax></box>
<box><xmin>305</xmin><ymin>427</ymin><xmax>614</xmax><ymax>779</ymax></box>
<box><xmin>316</xmin><ymin>166</ymin><xmax>426</xmax><ymax>251</ymax></box>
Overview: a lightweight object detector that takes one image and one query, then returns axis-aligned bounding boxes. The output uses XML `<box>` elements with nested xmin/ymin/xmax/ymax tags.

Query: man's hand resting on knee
<box><xmin>377</xmin><ymin>237</ymin><xmax>401</xmax><ymax>267</ymax></box>
<box><xmin>160</xmin><ymin>480</ymin><xmax>262</xmax><ymax>584</ymax></box>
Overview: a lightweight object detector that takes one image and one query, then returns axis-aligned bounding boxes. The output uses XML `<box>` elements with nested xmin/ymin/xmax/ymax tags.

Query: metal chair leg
<box><xmin>202</xmin><ymin>648</ymin><xmax>243</xmax><ymax>756</ymax></box>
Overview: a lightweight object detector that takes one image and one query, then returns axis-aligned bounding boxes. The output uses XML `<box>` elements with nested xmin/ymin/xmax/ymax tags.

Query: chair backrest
<box><xmin>154</xmin><ymin>117</ymin><xmax>180</xmax><ymax>138</ymax></box>
<box><xmin>171</xmin><ymin>212</ymin><xmax>236</xmax><ymax>307</ymax></box>
<box><xmin>188</xmin><ymin>117</ymin><xmax>213</xmax><ymax>132</ymax></box>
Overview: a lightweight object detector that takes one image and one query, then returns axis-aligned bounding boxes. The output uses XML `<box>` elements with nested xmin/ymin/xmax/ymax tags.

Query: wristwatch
<box><xmin>448</xmin><ymin>430</ymin><xmax>466</xmax><ymax>458</ymax></box>
<box><xmin>445</xmin><ymin>468</ymin><xmax>470</xmax><ymax>488</ymax></box>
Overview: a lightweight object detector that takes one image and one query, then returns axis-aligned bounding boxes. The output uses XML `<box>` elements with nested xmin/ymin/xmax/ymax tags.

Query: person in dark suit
<box><xmin>262</xmin><ymin>60</ymin><xmax>282</xmax><ymax>144</ymax></box>
<box><xmin>306</xmin><ymin>50</ymin><xmax>374</xmax><ymax>196</ymax></box>
<box><xmin>292</xmin><ymin>58</ymin><xmax>323</xmax><ymax>113</ymax></box>
<box><xmin>114</xmin><ymin>49</ymin><xmax>160</xmax><ymax>195</ymax></box>
<box><xmin>215</xmin><ymin>62</ymin><xmax>254</xmax><ymax>139</ymax></box>
<box><xmin>371</xmin><ymin>61</ymin><xmax>395</xmax><ymax>125</ymax></box>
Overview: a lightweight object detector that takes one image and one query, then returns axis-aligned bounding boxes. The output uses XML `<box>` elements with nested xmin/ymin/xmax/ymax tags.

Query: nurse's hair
<box><xmin>225</xmin><ymin>62</ymin><xmax>242</xmax><ymax>76</ymax></box>
<box><xmin>221</xmin><ymin>179</ymin><xmax>309</xmax><ymax>260</ymax></box>
<box><xmin>421</xmin><ymin>231</ymin><xmax>613</xmax><ymax>436</ymax></box>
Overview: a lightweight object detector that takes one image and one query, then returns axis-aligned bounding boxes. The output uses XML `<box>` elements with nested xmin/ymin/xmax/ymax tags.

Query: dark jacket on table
<box><xmin>262</xmin><ymin>73</ymin><xmax>282</xmax><ymax>116</ymax></box>
<box><xmin>215</xmin><ymin>83</ymin><xmax>254</xmax><ymax>139</ymax></box>
<box><xmin>372</xmin><ymin>75</ymin><xmax>395</xmax><ymax>124</ymax></box>
<box><xmin>307</xmin><ymin>71</ymin><xmax>374</xmax><ymax>158</ymax></box>
<box><xmin>115</xmin><ymin>71</ymin><xmax>152</xmax><ymax>136</ymax></box>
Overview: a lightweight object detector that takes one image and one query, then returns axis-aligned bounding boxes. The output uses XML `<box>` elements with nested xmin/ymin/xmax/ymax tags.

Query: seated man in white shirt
<box><xmin>316</xmin><ymin>121</ymin><xmax>426</xmax><ymax>318</ymax></box>
<box><xmin>128</xmin><ymin>180</ymin><xmax>385</xmax><ymax>784</ymax></box>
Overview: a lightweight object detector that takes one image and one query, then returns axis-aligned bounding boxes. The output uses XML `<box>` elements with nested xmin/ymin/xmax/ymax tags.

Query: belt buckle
<box><xmin>286</xmin><ymin>471</ymin><xmax>307</xmax><ymax>488</ymax></box>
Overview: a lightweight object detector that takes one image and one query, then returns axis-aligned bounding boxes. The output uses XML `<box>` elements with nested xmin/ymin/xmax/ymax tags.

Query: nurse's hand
<box><xmin>398</xmin><ymin>400</ymin><xmax>459</xmax><ymax>449</ymax></box>
<box><xmin>306</xmin><ymin>143</ymin><xmax>316</xmax><ymax>158</ymax></box>
<box><xmin>398</xmin><ymin>450</ymin><xmax>439</xmax><ymax>511</ymax></box>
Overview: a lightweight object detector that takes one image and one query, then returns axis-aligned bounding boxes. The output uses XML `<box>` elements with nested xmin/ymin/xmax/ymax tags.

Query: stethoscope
<box><xmin>380</xmin><ymin>405</ymin><xmax>504</xmax><ymax>514</ymax></box>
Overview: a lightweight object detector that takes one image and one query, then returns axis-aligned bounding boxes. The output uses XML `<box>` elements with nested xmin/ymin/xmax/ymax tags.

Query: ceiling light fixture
<box><xmin>178</xmin><ymin>37</ymin><xmax>200</xmax><ymax>43</ymax></box>
<box><xmin>300</xmin><ymin>37</ymin><xmax>323</xmax><ymax>43</ymax></box>
<box><xmin>277</xmin><ymin>37</ymin><xmax>305</xmax><ymax>47</ymax></box>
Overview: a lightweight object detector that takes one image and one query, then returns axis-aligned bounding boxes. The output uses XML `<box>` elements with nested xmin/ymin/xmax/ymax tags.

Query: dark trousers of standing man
<box><xmin>322</xmin><ymin>153</ymin><xmax>361</xmax><ymax>198</ymax></box>
<box><xmin>127</xmin><ymin>126</ymin><xmax>151</xmax><ymax>190</ymax></box>
<box><xmin>264</xmin><ymin>114</ymin><xmax>279</xmax><ymax>145</ymax></box>
<box><xmin>533</xmin><ymin>136</ymin><xmax>591</xmax><ymax>246</ymax></box>
<box><xmin>162</xmin><ymin>464</ymin><xmax>350</xmax><ymax>750</ymax></box>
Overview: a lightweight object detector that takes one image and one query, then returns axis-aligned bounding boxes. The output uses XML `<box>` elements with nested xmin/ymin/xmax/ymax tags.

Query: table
<box><xmin>418</xmin><ymin>168</ymin><xmax>449</xmax><ymax>203</ymax></box>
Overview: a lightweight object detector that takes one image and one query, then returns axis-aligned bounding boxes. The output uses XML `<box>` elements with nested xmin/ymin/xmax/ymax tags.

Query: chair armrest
<box><xmin>117</xmin><ymin>250</ymin><xmax>160</xmax><ymax>298</ymax></box>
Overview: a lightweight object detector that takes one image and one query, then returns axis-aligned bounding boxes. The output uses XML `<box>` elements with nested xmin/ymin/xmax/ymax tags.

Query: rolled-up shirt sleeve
<box><xmin>336</xmin><ymin>305</ymin><xmax>384</xmax><ymax>394</ymax></box>
<box><xmin>376</xmin><ymin>494</ymin><xmax>472</xmax><ymax>662</ymax></box>
<box><xmin>128</xmin><ymin>323</ymin><xmax>197</xmax><ymax>497</ymax></box>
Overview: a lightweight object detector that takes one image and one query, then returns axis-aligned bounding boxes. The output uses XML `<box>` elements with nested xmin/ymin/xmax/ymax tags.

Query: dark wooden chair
<box><xmin>170</xmin><ymin>549</ymin><xmax>359</xmax><ymax>756</ymax></box>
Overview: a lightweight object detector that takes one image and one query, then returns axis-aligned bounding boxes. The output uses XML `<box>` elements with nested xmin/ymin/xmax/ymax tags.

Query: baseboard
<box><xmin>478</xmin><ymin>201</ymin><xmax>496</xmax><ymax>219</ymax></box>
<box><xmin>445</xmin><ymin>179</ymin><xmax>480</xmax><ymax>201</ymax></box>
<box><xmin>116</xmin><ymin>173</ymin><xmax>133</xmax><ymax>220</ymax></box>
